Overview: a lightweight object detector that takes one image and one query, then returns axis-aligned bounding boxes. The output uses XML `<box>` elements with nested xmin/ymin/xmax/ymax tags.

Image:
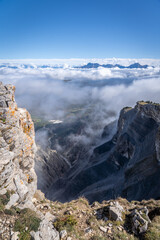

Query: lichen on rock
<box><xmin>0</xmin><ymin>82</ymin><xmax>37</xmax><ymax>208</ymax></box>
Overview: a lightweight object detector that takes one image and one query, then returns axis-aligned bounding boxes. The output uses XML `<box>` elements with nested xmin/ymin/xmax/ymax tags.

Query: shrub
<box><xmin>18</xmin><ymin>231</ymin><xmax>31</xmax><ymax>240</ymax></box>
<box><xmin>144</xmin><ymin>216</ymin><xmax>160</xmax><ymax>240</ymax></box>
<box><xmin>0</xmin><ymin>203</ymin><xmax>4</xmax><ymax>212</ymax></box>
<box><xmin>4</xmin><ymin>208</ymin><xmax>16</xmax><ymax>216</ymax></box>
<box><xmin>0</xmin><ymin>191</ymin><xmax>11</xmax><ymax>205</ymax></box>
<box><xmin>53</xmin><ymin>215</ymin><xmax>77</xmax><ymax>232</ymax></box>
<box><xmin>144</xmin><ymin>228</ymin><xmax>160</xmax><ymax>240</ymax></box>
<box><xmin>14</xmin><ymin>208</ymin><xmax>41</xmax><ymax>240</ymax></box>
<box><xmin>11</xmin><ymin>206</ymin><xmax>21</xmax><ymax>214</ymax></box>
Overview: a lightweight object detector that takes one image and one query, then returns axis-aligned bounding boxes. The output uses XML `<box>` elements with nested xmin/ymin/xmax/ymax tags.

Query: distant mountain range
<box><xmin>77</xmin><ymin>62</ymin><xmax>149</xmax><ymax>69</ymax></box>
<box><xmin>0</xmin><ymin>62</ymin><xmax>150</xmax><ymax>70</ymax></box>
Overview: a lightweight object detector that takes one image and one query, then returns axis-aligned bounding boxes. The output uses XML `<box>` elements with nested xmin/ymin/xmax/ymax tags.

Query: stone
<box><xmin>99</xmin><ymin>226</ymin><xmax>107</xmax><ymax>233</ymax></box>
<box><xmin>85</xmin><ymin>227</ymin><xmax>92</xmax><ymax>234</ymax></box>
<box><xmin>30</xmin><ymin>212</ymin><xmax>59</xmax><ymax>240</ymax></box>
<box><xmin>109</xmin><ymin>202</ymin><xmax>124</xmax><ymax>221</ymax></box>
<box><xmin>108</xmin><ymin>223</ymin><xmax>113</xmax><ymax>227</ymax></box>
<box><xmin>103</xmin><ymin>217</ymin><xmax>108</xmax><ymax>221</ymax></box>
<box><xmin>11</xmin><ymin>232</ymin><xmax>19</xmax><ymax>240</ymax></box>
<box><xmin>117</xmin><ymin>226</ymin><xmax>123</xmax><ymax>231</ymax></box>
<box><xmin>6</xmin><ymin>194</ymin><xmax>19</xmax><ymax>209</ymax></box>
<box><xmin>131</xmin><ymin>207</ymin><xmax>151</xmax><ymax>234</ymax></box>
<box><xmin>60</xmin><ymin>230</ymin><xmax>67</xmax><ymax>239</ymax></box>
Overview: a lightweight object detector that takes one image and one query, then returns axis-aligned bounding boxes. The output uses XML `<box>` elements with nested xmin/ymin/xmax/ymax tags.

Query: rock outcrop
<box><xmin>131</xmin><ymin>207</ymin><xmax>151</xmax><ymax>234</ymax></box>
<box><xmin>45</xmin><ymin>101</ymin><xmax>160</xmax><ymax>203</ymax></box>
<box><xmin>0</xmin><ymin>82</ymin><xmax>37</xmax><ymax>208</ymax></box>
<box><xmin>35</xmin><ymin>147</ymin><xmax>70</xmax><ymax>194</ymax></box>
<box><xmin>0</xmin><ymin>83</ymin><xmax>60</xmax><ymax>239</ymax></box>
<box><xmin>30</xmin><ymin>212</ymin><xmax>59</xmax><ymax>240</ymax></box>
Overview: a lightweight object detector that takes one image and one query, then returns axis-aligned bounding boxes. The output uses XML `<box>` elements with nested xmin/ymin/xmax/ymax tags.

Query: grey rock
<box><xmin>47</xmin><ymin>101</ymin><xmax>160</xmax><ymax>203</ymax></box>
<box><xmin>108</xmin><ymin>223</ymin><xmax>113</xmax><ymax>227</ymax></box>
<box><xmin>60</xmin><ymin>229</ymin><xmax>67</xmax><ymax>239</ymax></box>
<box><xmin>99</xmin><ymin>226</ymin><xmax>107</xmax><ymax>233</ymax></box>
<box><xmin>131</xmin><ymin>207</ymin><xmax>151</xmax><ymax>234</ymax></box>
<box><xmin>30</xmin><ymin>212</ymin><xmax>59</xmax><ymax>240</ymax></box>
<box><xmin>103</xmin><ymin>217</ymin><xmax>108</xmax><ymax>221</ymax></box>
<box><xmin>85</xmin><ymin>227</ymin><xmax>92</xmax><ymax>234</ymax></box>
<box><xmin>6</xmin><ymin>193</ymin><xmax>19</xmax><ymax>209</ymax></box>
<box><xmin>109</xmin><ymin>202</ymin><xmax>124</xmax><ymax>221</ymax></box>
<box><xmin>11</xmin><ymin>232</ymin><xmax>19</xmax><ymax>240</ymax></box>
<box><xmin>35</xmin><ymin>147</ymin><xmax>70</xmax><ymax>194</ymax></box>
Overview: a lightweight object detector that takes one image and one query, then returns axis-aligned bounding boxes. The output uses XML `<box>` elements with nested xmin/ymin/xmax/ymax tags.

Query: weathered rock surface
<box><xmin>108</xmin><ymin>201</ymin><xmax>124</xmax><ymax>221</ymax></box>
<box><xmin>45</xmin><ymin>101</ymin><xmax>160</xmax><ymax>203</ymax></box>
<box><xmin>35</xmin><ymin>147</ymin><xmax>70</xmax><ymax>194</ymax></box>
<box><xmin>131</xmin><ymin>207</ymin><xmax>151</xmax><ymax>234</ymax></box>
<box><xmin>0</xmin><ymin>82</ymin><xmax>37</xmax><ymax>207</ymax></box>
<box><xmin>30</xmin><ymin>212</ymin><xmax>60</xmax><ymax>240</ymax></box>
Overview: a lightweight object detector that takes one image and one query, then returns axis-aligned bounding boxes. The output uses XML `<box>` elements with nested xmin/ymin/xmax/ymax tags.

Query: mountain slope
<box><xmin>45</xmin><ymin>101</ymin><xmax>160</xmax><ymax>203</ymax></box>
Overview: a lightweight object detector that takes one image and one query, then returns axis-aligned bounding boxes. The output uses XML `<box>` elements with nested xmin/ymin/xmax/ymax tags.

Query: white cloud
<box><xmin>0</xmin><ymin>61</ymin><xmax>160</xmax><ymax>117</ymax></box>
<box><xmin>0</xmin><ymin>60</ymin><xmax>160</xmax><ymax>146</ymax></box>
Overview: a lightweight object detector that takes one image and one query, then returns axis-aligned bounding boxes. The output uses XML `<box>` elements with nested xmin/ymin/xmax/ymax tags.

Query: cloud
<box><xmin>1</xmin><ymin>60</ymin><xmax>160</xmax><ymax>151</ymax></box>
<box><xmin>1</xmin><ymin>62</ymin><xmax>160</xmax><ymax>117</ymax></box>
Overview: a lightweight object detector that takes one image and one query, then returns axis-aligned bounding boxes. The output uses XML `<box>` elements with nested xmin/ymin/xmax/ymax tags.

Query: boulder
<box><xmin>60</xmin><ymin>229</ymin><xmax>67</xmax><ymax>239</ymax></box>
<box><xmin>131</xmin><ymin>207</ymin><xmax>151</xmax><ymax>234</ymax></box>
<box><xmin>109</xmin><ymin>202</ymin><xmax>124</xmax><ymax>221</ymax></box>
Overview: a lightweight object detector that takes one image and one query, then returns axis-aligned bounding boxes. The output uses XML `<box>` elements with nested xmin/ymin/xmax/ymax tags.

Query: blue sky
<box><xmin>0</xmin><ymin>0</ymin><xmax>160</xmax><ymax>59</ymax></box>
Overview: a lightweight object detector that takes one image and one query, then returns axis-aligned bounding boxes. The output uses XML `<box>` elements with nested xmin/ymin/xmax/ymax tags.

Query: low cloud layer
<box><xmin>1</xmin><ymin>60</ymin><xmax>160</xmax><ymax>116</ymax></box>
<box><xmin>1</xmin><ymin>60</ymin><xmax>160</xmax><ymax>150</ymax></box>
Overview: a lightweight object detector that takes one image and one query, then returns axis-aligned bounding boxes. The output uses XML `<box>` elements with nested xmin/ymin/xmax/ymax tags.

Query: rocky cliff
<box><xmin>0</xmin><ymin>82</ymin><xmax>61</xmax><ymax>239</ymax></box>
<box><xmin>46</xmin><ymin>101</ymin><xmax>160</xmax><ymax>203</ymax></box>
<box><xmin>0</xmin><ymin>82</ymin><xmax>37</xmax><ymax>208</ymax></box>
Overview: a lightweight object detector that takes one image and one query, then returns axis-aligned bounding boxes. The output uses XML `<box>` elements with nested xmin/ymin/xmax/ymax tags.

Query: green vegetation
<box><xmin>86</xmin><ymin>215</ymin><xmax>97</xmax><ymax>226</ymax></box>
<box><xmin>18</xmin><ymin>231</ymin><xmax>31</xmax><ymax>240</ymax></box>
<box><xmin>0</xmin><ymin>203</ymin><xmax>4</xmax><ymax>212</ymax></box>
<box><xmin>0</xmin><ymin>191</ymin><xmax>10</xmax><ymax>205</ymax></box>
<box><xmin>113</xmin><ymin>230</ymin><xmax>137</xmax><ymax>240</ymax></box>
<box><xmin>78</xmin><ymin>197</ymin><xmax>89</xmax><ymax>206</ymax></box>
<box><xmin>143</xmin><ymin>216</ymin><xmax>160</xmax><ymax>240</ymax></box>
<box><xmin>14</xmin><ymin>208</ymin><xmax>41</xmax><ymax>240</ymax></box>
<box><xmin>0</xmin><ymin>191</ymin><xmax>11</xmax><ymax>212</ymax></box>
<box><xmin>4</xmin><ymin>208</ymin><xmax>16</xmax><ymax>216</ymax></box>
<box><xmin>53</xmin><ymin>215</ymin><xmax>77</xmax><ymax>232</ymax></box>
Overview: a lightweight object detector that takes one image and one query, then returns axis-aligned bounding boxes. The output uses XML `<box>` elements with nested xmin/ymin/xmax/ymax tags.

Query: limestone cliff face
<box><xmin>0</xmin><ymin>82</ymin><xmax>37</xmax><ymax>207</ymax></box>
<box><xmin>46</xmin><ymin>101</ymin><xmax>160</xmax><ymax>203</ymax></box>
<box><xmin>117</xmin><ymin>102</ymin><xmax>160</xmax><ymax>200</ymax></box>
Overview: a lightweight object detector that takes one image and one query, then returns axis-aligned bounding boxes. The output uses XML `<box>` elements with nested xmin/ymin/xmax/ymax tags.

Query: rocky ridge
<box><xmin>46</xmin><ymin>101</ymin><xmax>160</xmax><ymax>203</ymax></box>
